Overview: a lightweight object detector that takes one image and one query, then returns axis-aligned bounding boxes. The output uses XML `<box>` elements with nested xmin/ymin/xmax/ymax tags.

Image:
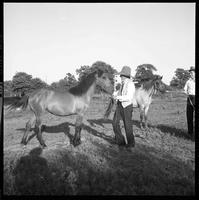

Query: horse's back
<box><xmin>28</xmin><ymin>88</ymin><xmax>92</xmax><ymax>116</ymax></box>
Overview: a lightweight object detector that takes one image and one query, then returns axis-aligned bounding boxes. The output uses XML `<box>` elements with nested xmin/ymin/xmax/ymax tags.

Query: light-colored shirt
<box><xmin>184</xmin><ymin>78</ymin><xmax>195</xmax><ymax>95</ymax></box>
<box><xmin>114</xmin><ymin>78</ymin><xmax>136</xmax><ymax>108</ymax></box>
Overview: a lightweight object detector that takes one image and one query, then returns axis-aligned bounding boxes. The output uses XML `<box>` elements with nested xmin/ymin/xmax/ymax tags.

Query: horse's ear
<box><xmin>156</xmin><ymin>75</ymin><xmax>163</xmax><ymax>80</ymax></box>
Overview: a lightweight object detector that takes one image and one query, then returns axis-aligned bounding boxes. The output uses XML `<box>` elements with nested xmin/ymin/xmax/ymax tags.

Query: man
<box><xmin>184</xmin><ymin>66</ymin><xmax>195</xmax><ymax>138</ymax></box>
<box><xmin>112</xmin><ymin>66</ymin><xmax>136</xmax><ymax>150</ymax></box>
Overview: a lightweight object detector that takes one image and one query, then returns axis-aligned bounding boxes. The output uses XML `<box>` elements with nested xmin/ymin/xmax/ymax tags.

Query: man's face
<box><xmin>120</xmin><ymin>76</ymin><xmax>126</xmax><ymax>83</ymax></box>
<box><xmin>190</xmin><ymin>71</ymin><xmax>195</xmax><ymax>79</ymax></box>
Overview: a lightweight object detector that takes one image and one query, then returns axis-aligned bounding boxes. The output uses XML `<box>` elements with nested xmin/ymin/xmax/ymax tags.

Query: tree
<box><xmin>91</xmin><ymin>61</ymin><xmax>117</xmax><ymax>75</ymax></box>
<box><xmin>50</xmin><ymin>79</ymin><xmax>67</xmax><ymax>91</ymax></box>
<box><xmin>76</xmin><ymin>65</ymin><xmax>91</xmax><ymax>82</ymax></box>
<box><xmin>64</xmin><ymin>73</ymin><xmax>77</xmax><ymax>88</ymax></box>
<box><xmin>30</xmin><ymin>78</ymin><xmax>48</xmax><ymax>92</ymax></box>
<box><xmin>4</xmin><ymin>80</ymin><xmax>13</xmax><ymax>96</ymax></box>
<box><xmin>11</xmin><ymin>72</ymin><xmax>48</xmax><ymax>96</ymax></box>
<box><xmin>12</xmin><ymin>72</ymin><xmax>32</xmax><ymax>96</ymax></box>
<box><xmin>135</xmin><ymin>64</ymin><xmax>157</xmax><ymax>81</ymax></box>
<box><xmin>50</xmin><ymin>81</ymin><xmax>59</xmax><ymax>90</ymax></box>
<box><xmin>50</xmin><ymin>73</ymin><xmax>77</xmax><ymax>91</ymax></box>
<box><xmin>170</xmin><ymin>68</ymin><xmax>190</xmax><ymax>89</ymax></box>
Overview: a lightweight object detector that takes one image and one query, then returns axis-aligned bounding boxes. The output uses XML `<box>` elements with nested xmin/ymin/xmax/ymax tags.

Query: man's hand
<box><xmin>116</xmin><ymin>95</ymin><xmax>122</xmax><ymax>101</ymax></box>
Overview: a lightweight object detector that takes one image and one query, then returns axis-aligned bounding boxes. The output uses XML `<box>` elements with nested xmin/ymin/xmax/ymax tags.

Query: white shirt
<box><xmin>114</xmin><ymin>78</ymin><xmax>136</xmax><ymax>108</ymax></box>
<box><xmin>184</xmin><ymin>78</ymin><xmax>195</xmax><ymax>95</ymax></box>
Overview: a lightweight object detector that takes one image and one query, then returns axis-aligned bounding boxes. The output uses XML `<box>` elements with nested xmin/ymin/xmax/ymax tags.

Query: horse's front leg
<box><xmin>144</xmin><ymin>106</ymin><xmax>150</xmax><ymax>137</ymax></box>
<box><xmin>35</xmin><ymin>116</ymin><xmax>47</xmax><ymax>148</ymax></box>
<box><xmin>73</xmin><ymin>114</ymin><xmax>83</xmax><ymax>147</ymax></box>
<box><xmin>21</xmin><ymin>115</ymin><xmax>36</xmax><ymax>146</ymax></box>
<box><xmin>140</xmin><ymin>108</ymin><xmax>144</xmax><ymax>130</ymax></box>
<box><xmin>144</xmin><ymin>106</ymin><xmax>149</xmax><ymax>130</ymax></box>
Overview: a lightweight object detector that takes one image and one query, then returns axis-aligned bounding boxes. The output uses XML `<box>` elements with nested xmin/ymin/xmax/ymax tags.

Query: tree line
<box><xmin>4</xmin><ymin>60</ymin><xmax>191</xmax><ymax>97</ymax></box>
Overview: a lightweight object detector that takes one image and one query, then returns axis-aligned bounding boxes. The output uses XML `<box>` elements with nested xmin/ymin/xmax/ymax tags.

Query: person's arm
<box><xmin>183</xmin><ymin>80</ymin><xmax>189</xmax><ymax>95</ymax></box>
<box><xmin>117</xmin><ymin>82</ymin><xmax>135</xmax><ymax>102</ymax></box>
<box><xmin>113</xmin><ymin>90</ymin><xmax>119</xmax><ymax>99</ymax></box>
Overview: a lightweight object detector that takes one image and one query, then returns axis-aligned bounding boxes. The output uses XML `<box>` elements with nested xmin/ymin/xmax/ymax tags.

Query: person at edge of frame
<box><xmin>184</xmin><ymin>66</ymin><xmax>195</xmax><ymax>139</ymax></box>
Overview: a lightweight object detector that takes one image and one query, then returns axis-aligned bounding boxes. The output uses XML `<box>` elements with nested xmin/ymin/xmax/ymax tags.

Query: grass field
<box><xmin>3</xmin><ymin>91</ymin><xmax>195</xmax><ymax>195</ymax></box>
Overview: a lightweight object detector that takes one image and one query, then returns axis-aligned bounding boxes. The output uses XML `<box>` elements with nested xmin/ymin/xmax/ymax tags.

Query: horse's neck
<box><xmin>84</xmin><ymin>81</ymin><xmax>96</xmax><ymax>100</ymax></box>
<box><xmin>141</xmin><ymin>81</ymin><xmax>155</xmax><ymax>97</ymax></box>
<box><xmin>147</xmin><ymin>84</ymin><xmax>155</xmax><ymax>97</ymax></box>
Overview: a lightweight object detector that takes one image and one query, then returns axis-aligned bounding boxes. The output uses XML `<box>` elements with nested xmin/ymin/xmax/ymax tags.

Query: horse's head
<box><xmin>153</xmin><ymin>75</ymin><xmax>166</xmax><ymax>93</ymax></box>
<box><xmin>95</xmin><ymin>69</ymin><xmax>114</xmax><ymax>94</ymax></box>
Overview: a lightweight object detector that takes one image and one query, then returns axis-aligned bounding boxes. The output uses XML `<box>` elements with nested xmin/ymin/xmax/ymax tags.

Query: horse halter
<box><xmin>149</xmin><ymin>79</ymin><xmax>159</xmax><ymax>97</ymax></box>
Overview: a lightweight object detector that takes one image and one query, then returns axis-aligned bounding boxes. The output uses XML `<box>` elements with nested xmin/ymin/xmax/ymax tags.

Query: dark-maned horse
<box><xmin>8</xmin><ymin>69</ymin><xmax>113</xmax><ymax>148</ymax></box>
<box><xmin>104</xmin><ymin>75</ymin><xmax>165</xmax><ymax>130</ymax></box>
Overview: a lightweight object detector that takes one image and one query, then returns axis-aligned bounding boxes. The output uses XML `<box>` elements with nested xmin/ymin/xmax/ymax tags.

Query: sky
<box><xmin>4</xmin><ymin>3</ymin><xmax>195</xmax><ymax>85</ymax></box>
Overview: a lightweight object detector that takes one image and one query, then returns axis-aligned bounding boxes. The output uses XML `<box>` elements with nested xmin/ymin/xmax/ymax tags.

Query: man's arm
<box><xmin>183</xmin><ymin>80</ymin><xmax>188</xmax><ymax>95</ymax></box>
<box><xmin>117</xmin><ymin>82</ymin><xmax>135</xmax><ymax>102</ymax></box>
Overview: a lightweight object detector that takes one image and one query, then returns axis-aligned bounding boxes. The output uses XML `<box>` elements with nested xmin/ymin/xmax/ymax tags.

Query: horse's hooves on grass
<box><xmin>41</xmin><ymin>144</ymin><xmax>47</xmax><ymax>149</ymax></box>
<box><xmin>73</xmin><ymin>140</ymin><xmax>81</xmax><ymax>147</ymax></box>
<box><xmin>104</xmin><ymin>115</ymin><xmax>108</xmax><ymax>120</ymax></box>
<box><xmin>21</xmin><ymin>144</ymin><xmax>27</xmax><ymax>149</ymax></box>
<box><xmin>140</xmin><ymin>127</ymin><xmax>144</xmax><ymax>131</ymax></box>
<box><xmin>64</xmin><ymin>140</ymin><xmax>70</xmax><ymax>146</ymax></box>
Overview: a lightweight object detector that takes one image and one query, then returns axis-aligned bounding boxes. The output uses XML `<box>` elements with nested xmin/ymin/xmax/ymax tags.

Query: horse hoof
<box><xmin>104</xmin><ymin>115</ymin><xmax>108</xmax><ymax>120</ymax></box>
<box><xmin>73</xmin><ymin>140</ymin><xmax>81</xmax><ymax>147</ymax></box>
<box><xmin>41</xmin><ymin>144</ymin><xmax>47</xmax><ymax>149</ymax></box>
<box><xmin>21</xmin><ymin>144</ymin><xmax>27</xmax><ymax>149</ymax></box>
<box><xmin>64</xmin><ymin>140</ymin><xmax>70</xmax><ymax>146</ymax></box>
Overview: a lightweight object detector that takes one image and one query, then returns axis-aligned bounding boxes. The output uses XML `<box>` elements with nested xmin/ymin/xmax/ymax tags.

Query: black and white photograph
<box><xmin>3</xmin><ymin>3</ymin><xmax>195</xmax><ymax>196</ymax></box>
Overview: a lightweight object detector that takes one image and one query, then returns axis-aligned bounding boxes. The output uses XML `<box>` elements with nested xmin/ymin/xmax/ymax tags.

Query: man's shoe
<box><xmin>126</xmin><ymin>146</ymin><xmax>135</xmax><ymax>152</ymax></box>
<box><xmin>125</xmin><ymin>142</ymin><xmax>135</xmax><ymax>152</ymax></box>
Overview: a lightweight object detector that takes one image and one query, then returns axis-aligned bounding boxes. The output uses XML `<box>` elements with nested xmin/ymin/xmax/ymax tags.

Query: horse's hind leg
<box><xmin>73</xmin><ymin>115</ymin><xmax>83</xmax><ymax>147</ymax></box>
<box><xmin>21</xmin><ymin>115</ymin><xmax>36</xmax><ymax>145</ymax></box>
<box><xmin>35</xmin><ymin>115</ymin><xmax>47</xmax><ymax>148</ymax></box>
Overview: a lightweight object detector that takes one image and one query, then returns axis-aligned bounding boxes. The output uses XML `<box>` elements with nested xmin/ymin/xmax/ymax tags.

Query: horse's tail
<box><xmin>104</xmin><ymin>97</ymin><xmax>115</xmax><ymax>119</ymax></box>
<box><xmin>7</xmin><ymin>95</ymin><xmax>29</xmax><ymax>111</ymax></box>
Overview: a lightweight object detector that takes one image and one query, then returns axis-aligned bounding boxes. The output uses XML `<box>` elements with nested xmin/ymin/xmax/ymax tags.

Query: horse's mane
<box><xmin>69</xmin><ymin>69</ymin><xmax>104</xmax><ymax>96</ymax></box>
<box><xmin>141</xmin><ymin>79</ymin><xmax>155</xmax><ymax>91</ymax></box>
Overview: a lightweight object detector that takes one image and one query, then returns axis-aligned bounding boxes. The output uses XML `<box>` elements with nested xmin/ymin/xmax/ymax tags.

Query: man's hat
<box><xmin>189</xmin><ymin>66</ymin><xmax>195</xmax><ymax>72</ymax></box>
<box><xmin>119</xmin><ymin>66</ymin><xmax>131</xmax><ymax>78</ymax></box>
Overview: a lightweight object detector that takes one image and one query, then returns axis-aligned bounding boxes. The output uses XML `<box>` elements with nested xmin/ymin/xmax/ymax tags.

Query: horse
<box><xmin>7</xmin><ymin>69</ymin><xmax>113</xmax><ymax>148</ymax></box>
<box><xmin>104</xmin><ymin>75</ymin><xmax>166</xmax><ymax>130</ymax></box>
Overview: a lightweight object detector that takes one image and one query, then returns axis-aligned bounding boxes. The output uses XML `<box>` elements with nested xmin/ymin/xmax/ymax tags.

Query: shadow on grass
<box><xmin>8</xmin><ymin>140</ymin><xmax>195</xmax><ymax>195</ymax></box>
<box><xmin>15</xmin><ymin>115</ymin><xmax>191</xmax><ymax>148</ymax></box>
<box><xmin>6</xmin><ymin>121</ymin><xmax>196</xmax><ymax>195</ymax></box>
<box><xmin>12</xmin><ymin>147</ymin><xmax>55</xmax><ymax>195</ymax></box>
<box><xmin>16</xmin><ymin>123</ymin><xmax>74</xmax><ymax>144</ymax></box>
<box><xmin>16</xmin><ymin>121</ymin><xmax>115</xmax><ymax>146</ymax></box>
<box><xmin>87</xmin><ymin>118</ymin><xmax>192</xmax><ymax>140</ymax></box>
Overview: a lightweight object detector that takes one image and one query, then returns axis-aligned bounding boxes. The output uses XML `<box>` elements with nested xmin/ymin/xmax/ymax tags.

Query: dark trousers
<box><xmin>186</xmin><ymin>95</ymin><xmax>195</xmax><ymax>135</ymax></box>
<box><xmin>112</xmin><ymin>101</ymin><xmax>135</xmax><ymax>146</ymax></box>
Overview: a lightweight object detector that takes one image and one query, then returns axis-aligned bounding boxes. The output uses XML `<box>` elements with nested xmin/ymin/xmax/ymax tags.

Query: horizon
<box><xmin>4</xmin><ymin>3</ymin><xmax>195</xmax><ymax>85</ymax></box>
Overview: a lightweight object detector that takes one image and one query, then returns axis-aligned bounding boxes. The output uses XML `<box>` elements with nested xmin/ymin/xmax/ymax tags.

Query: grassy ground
<box><xmin>3</xmin><ymin>91</ymin><xmax>195</xmax><ymax>195</ymax></box>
